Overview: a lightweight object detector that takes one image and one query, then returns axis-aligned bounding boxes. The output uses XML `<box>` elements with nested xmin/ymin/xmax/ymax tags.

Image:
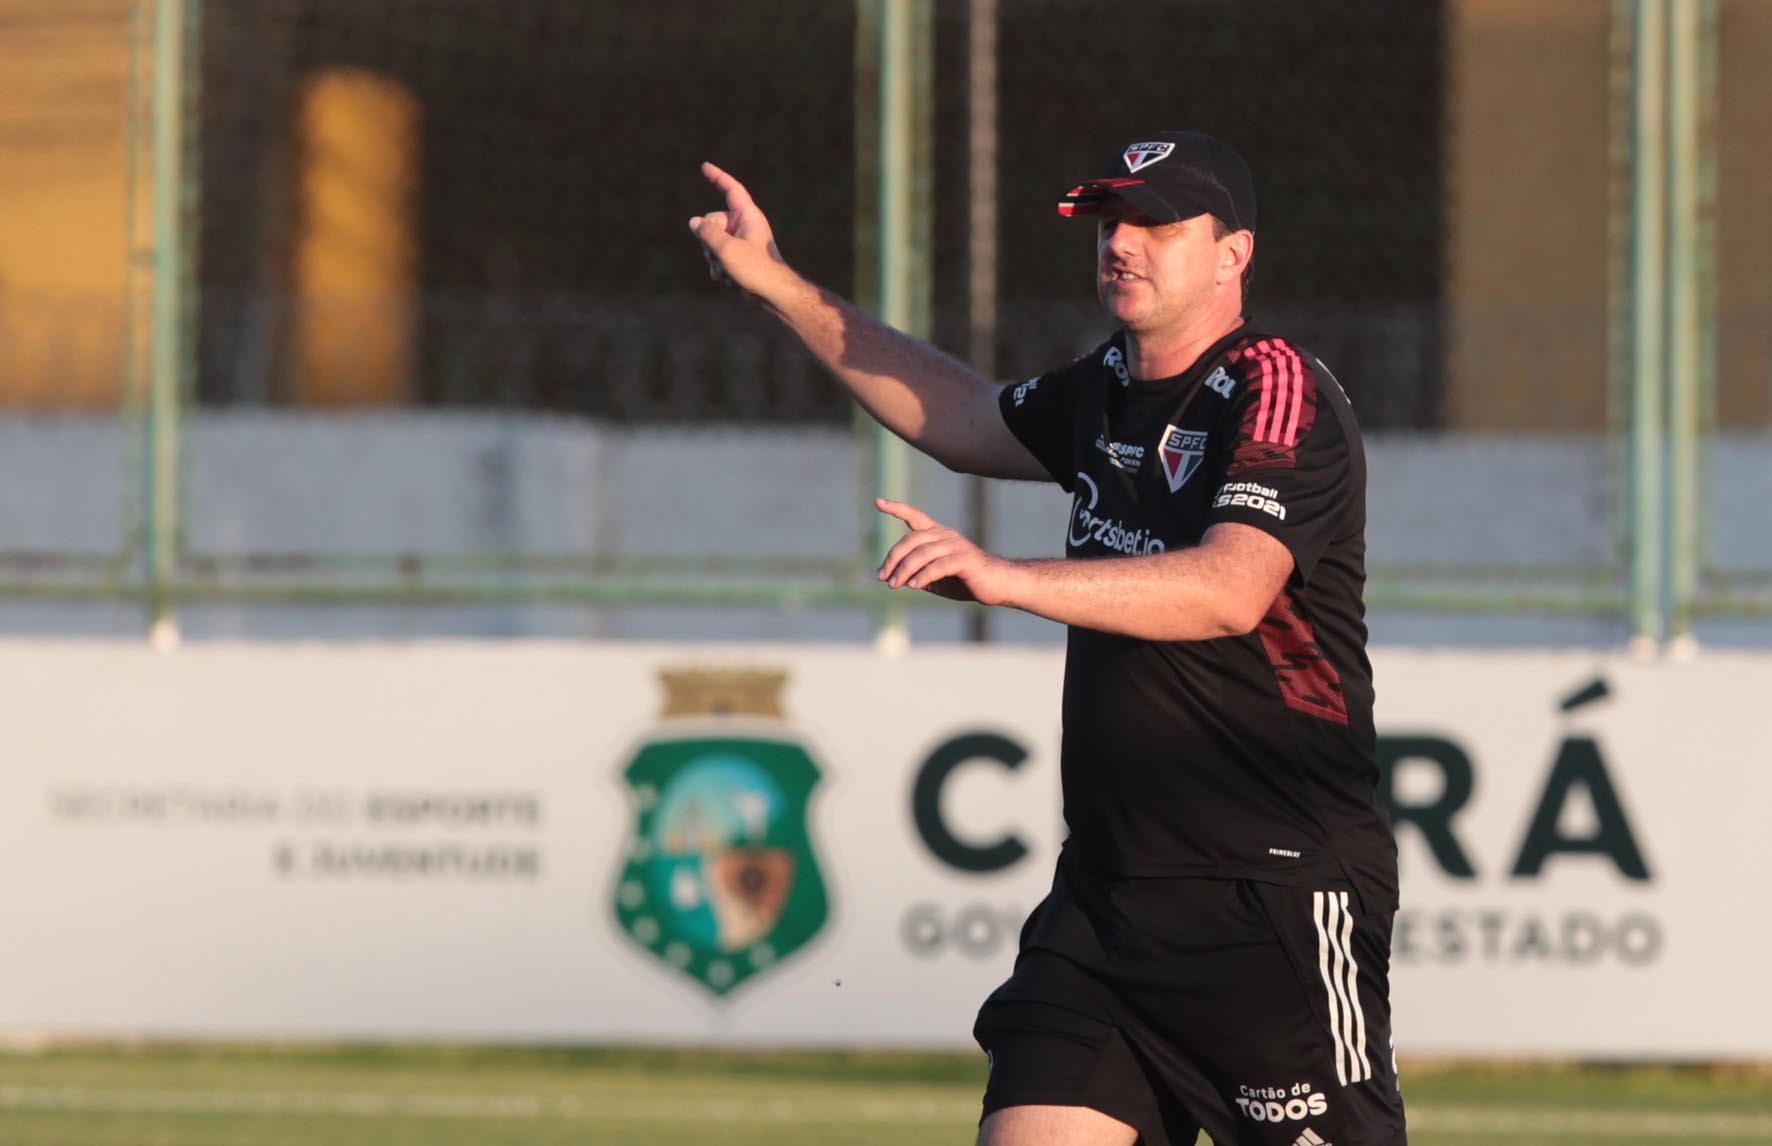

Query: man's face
<box><xmin>1095</xmin><ymin>198</ymin><xmax>1235</xmax><ymax>335</ymax></box>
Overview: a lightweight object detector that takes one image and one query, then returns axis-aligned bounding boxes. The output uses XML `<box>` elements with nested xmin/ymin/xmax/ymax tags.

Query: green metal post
<box><xmin>853</xmin><ymin>0</ymin><xmax>883</xmax><ymax>587</ymax></box>
<box><xmin>147</xmin><ymin>0</ymin><xmax>190</xmax><ymax>648</ymax></box>
<box><xmin>1605</xmin><ymin>0</ymin><xmax>1634</xmax><ymax>613</ymax></box>
<box><xmin>124</xmin><ymin>0</ymin><xmax>154</xmax><ymax>579</ymax></box>
<box><xmin>964</xmin><ymin>0</ymin><xmax>999</xmax><ymax>644</ymax></box>
<box><xmin>872</xmin><ymin>0</ymin><xmax>931</xmax><ymax>652</ymax></box>
<box><xmin>1628</xmin><ymin>0</ymin><xmax>1667</xmax><ymax>653</ymax></box>
<box><xmin>1663</xmin><ymin>0</ymin><xmax>1715</xmax><ymax>652</ymax></box>
<box><xmin>1694</xmin><ymin>0</ymin><xmax>1719</xmax><ymax>628</ymax></box>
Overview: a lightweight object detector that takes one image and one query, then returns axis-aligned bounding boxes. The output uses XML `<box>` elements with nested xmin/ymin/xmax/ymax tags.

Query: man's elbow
<box><xmin>1212</xmin><ymin>591</ymin><xmax>1277</xmax><ymax>638</ymax></box>
<box><xmin>1209</xmin><ymin>611</ymin><xmax>1259</xmax><ymax>639</ymax></box>
<box><xmin>1145</xmin><ymin>601</ymin><xmax>1260</xmax><ymax>642</ymax></box>
<box><xmin>932</xmin><ymin>448</ymin><xmax>976</xmax><ymax>476</ymax></box>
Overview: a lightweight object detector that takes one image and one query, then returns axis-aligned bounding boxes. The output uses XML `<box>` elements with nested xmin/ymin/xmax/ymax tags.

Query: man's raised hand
<box><xmin>688</xmin><ymin>162</ymin><xmax>786</xmax><ymax>293</ymax></box>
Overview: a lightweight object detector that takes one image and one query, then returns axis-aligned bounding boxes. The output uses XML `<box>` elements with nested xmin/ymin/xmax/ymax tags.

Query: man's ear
<box><xmin>1221</xmin><ymin>231</ymin><xmax>1254</xmax><ymax>284</ymax></box>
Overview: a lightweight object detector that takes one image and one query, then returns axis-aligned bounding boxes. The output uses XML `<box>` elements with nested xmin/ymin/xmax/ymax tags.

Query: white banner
<box><xmin>0</xmin><ymin>643</ymin><xmax>1762</xmax><ymax>1059</ymax></box>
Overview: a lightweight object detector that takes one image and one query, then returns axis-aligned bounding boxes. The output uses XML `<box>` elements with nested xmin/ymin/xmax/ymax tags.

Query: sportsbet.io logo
<box><xmin>611</xmin><ymin>668</ymin><xmax>830</xmax><ymax>998</ymax></box>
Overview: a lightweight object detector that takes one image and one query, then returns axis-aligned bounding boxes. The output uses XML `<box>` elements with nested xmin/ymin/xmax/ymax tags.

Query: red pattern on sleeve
<box><xmin>1256</xmin><ymin>589</ymin><xmax>1349</xmax><ymax>726</ymax></box>
<box><xmin>1231</xmin><ymin>339</ymin><xmax>1319</xmax><ymax>475</ymax></box>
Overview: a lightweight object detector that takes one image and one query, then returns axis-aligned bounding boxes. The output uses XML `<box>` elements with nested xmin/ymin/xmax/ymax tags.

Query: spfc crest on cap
<box><xmin>1123</xmin><ymin>141</ymin><xmax>1175</xmax><ymax>174</ymax></box>
<box><xmin>611</xmin><ymin>668</ymin><xmax>830</xmax><ymax>998</ymax></box>
<box><xmin>1158</xmin><ymin>424</ymin><xmax>1209</xmax><ymax>492</ymax></box>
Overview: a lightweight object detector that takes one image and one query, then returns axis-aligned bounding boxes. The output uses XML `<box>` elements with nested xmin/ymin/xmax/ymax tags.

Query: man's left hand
<box><xmin>875</xmin><ymin>499</ymin><xmax>1019</xmax><ymax>606</ymax></box>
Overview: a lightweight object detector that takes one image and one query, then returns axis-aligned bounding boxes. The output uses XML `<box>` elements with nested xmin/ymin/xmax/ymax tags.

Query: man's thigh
<box><xmin>977</xmin><ymin>1104</ymin><xmax>1141</xmax><ymax>1146</ymax></box>
<box><xmin>1114</xmin><ymin>880</ymin><xmax>1408</xmax><ymax>1146</ymax></box>
<box><xmin>973</xmin><ymin>955</ymin><xmax>1203</xmax><ymax>1146</ymax></box>
<box><xmin>980</xmin><ymin>873</ymin><xmax>1405</xmax><ymax>1146</ymax></box>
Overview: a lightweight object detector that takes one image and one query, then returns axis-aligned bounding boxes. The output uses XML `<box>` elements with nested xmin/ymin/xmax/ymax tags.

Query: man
<box><xmin>691</xmin><ymin>130</ymin><xmax>1405</xmax><ymax>1146</ymax></box>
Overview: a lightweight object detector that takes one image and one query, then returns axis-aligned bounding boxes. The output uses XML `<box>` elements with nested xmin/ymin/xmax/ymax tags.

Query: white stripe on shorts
<box><xmin>1311</xmin><ymin>890</ymin><xmax>1372</xmax><ymax>1085</ymax></box>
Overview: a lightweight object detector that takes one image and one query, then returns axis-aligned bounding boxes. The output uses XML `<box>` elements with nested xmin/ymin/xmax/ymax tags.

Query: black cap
<box><xmin>1058</xmin><ymin>130</ymin><xmax>1256</xmax><ymax>232</ymax></box>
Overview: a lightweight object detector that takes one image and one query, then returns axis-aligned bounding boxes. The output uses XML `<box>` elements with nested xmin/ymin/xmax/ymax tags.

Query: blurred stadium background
<box><xmin>0</xmin><ymin>0</ymin><xmax>1767</xmax><ymax>646</ymax></box>
<box><xmin>0</xmin><ymin>0</ymin><xmax>1768</xmax><ymax>1142</ymax></box>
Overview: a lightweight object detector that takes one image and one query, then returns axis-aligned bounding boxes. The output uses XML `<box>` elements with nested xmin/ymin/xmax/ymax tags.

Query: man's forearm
<box><xmin>1000</xmin><ymin>549</ymin><xmax>1271</xmax><ymax>642</ymax></box>
<box><xmin>746</xmin><ymin>261</ymin><xmax>1002</xmax><ymax>472</ymax></box>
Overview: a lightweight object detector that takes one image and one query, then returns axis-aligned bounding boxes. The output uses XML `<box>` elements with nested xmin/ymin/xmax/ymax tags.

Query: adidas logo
<box><xmin>1293</xmin><ymin>1130</ymin><xmax>1331</xmax><ymax>1146</ymax></box>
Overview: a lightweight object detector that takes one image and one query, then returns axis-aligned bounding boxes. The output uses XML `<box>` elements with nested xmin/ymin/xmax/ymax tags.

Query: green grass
<box><xmin>0</xmin><ymin>1044</ymin><xmax>1766</xmax><ymax>1145</ymax></box>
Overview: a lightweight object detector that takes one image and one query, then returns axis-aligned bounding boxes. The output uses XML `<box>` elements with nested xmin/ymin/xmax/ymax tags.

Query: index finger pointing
<box><xmin>875</xmin><ymin>498</ymin><xmax>938</xmax><ymax>532</ymax></box>
<box><xmin>701</xmin><ymin>161</ymin><xmax>758</xmax><ymax>210</ymax></box>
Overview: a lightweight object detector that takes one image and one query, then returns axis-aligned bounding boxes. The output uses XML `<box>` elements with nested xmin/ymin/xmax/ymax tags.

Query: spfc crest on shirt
<box><xmin>612</xmin><ymin>668</ymin><xmax>830</xmax><ymax>998</ymax></box>
<box><xmin>1158</xmin><ymin>425</ymin><xmax>1209</xmax><ymax>492</ymax></box>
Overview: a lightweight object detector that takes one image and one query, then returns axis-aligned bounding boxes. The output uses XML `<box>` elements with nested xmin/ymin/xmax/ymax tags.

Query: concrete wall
<box><xmin>3</xmin><ymin>412</ymin><xmax>1770</xmax><ymax>648</ymax></box>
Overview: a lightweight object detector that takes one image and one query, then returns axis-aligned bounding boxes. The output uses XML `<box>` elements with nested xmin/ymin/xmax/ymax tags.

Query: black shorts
<box><xmin>973</xmin><ymin>854</ymin><xmax>1406</xmax><ymax>1146</ymax></box>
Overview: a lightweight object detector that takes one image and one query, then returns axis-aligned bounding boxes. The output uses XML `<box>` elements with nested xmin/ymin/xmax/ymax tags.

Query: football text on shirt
<box><xmin>1012</xmin><ymin>378</ymin><xmax>1039</xmax><ymax>406</ymax></box>
<box><xmin>1213</xmin><ymin>480</ymin><xmax>1287</xmax><ymax>521</ymax></box>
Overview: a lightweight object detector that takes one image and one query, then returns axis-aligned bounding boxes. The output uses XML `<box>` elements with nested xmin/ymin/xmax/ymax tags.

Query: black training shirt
<box><xmin>1000</xmin><ymin>325</ymin><xmax>1397</xmax><ymax>910</ymax></box>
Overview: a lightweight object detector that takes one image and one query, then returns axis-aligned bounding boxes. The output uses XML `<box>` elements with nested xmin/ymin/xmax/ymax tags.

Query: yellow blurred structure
<box><xmin>292</xmin><ymin>68</ymin><xmax>419</xmax><ymax>407</ymax></box>
<box><xmin>1716</xmin><ymin>0</ymin><xmax>1772</xmax><ymax>427</ymax></box>
<box><xmin>0</xmin><ymin>0</ymin><xmax>132</xmax><ymax>408</ymax></box>
<box><xmin>1445</xmin><ymin>0</ymin><xmax>1612</xmax><ymax>431</ymax></box>
<box><xmin>1446</xmin><ymin>0</ymin><xmax>1772</xmax><ymax>431</ymax></box>
<box><xmin>0</xmin><ymin>10</ymin><xmax>421</xmax><ymax>410</ymax></box>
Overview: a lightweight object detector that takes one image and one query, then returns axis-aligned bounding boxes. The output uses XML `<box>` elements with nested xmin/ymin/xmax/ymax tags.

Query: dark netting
<box><xmin>196</xmin><ymin>0</ymin><xmax>1445</xmax><ymax>427</ymax></box>
<box><xmin>932</xmin><ymin>0</ymin><xmax>1447</xmax><ymax>428</ymax></box>
<box><xmin>197</xmin><ymin>0</ymin><xmax>858</xmax><ymax>421</ymax></box>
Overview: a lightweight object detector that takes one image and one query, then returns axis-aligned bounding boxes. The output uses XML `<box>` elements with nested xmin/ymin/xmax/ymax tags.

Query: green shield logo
<box><xmin>612</xmin><ymin>670</ymin><xmax>830</xmax><ymax>998</ymax></box>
